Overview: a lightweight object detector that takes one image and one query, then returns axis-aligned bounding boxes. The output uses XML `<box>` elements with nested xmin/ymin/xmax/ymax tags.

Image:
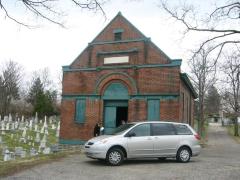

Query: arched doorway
<box><xmin>103</xmin><ymin>82</ymin><xmax>129</xmax><ymax>134</ymax></box>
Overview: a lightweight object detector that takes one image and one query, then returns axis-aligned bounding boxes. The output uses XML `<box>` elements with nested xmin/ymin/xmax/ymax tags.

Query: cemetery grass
<box><xmin>227</xmin><ymin>125</ymin><xmax>240</xmax><ymax>143</ymax></box>
<box><xmin>0</xmin><ymin>128</ymin><xmax>58</xmax><ymax>157</ymax></box>
<box><xmin>0</xmin><ymin>151</ymin><xmax>72</xmax><ymax>177</ymax></box>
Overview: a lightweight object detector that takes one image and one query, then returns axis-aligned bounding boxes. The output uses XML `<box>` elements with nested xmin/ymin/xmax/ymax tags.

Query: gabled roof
<box><xmin>180</xmin><ymin>73</ymin><xmax>198</xmax><ymax>99</ymax></box>
<box><xmin>90</xmin><ymin>11</ymin><xmax>146</xmax><ymax>43</ymax></box>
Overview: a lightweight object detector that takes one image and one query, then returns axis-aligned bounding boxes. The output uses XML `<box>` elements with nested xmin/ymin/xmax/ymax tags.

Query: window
<box><xmin>147</xmin><ymin>100</ymin><xmax>160</xmax><ymax>121</ymax></box>
<box><xmin>114</xmin><ymin>32</ymin><xmax>122</xmax><ymax>41</ymax></box>
<box><xmin>128</xmin><ymin>124</ymin><xmax>151</xmax><ymax>137</ymax></box>
<box><xmin>75</xmin><ymin>99</ymin><xmax>86</xmax><ymax>123</ymax></box>
<box><xmin>174</xmin><ymin>124</ymin><xmax>192</xmax><ymax>135</ymax></box>
<box><xmin>152</xmin><ymin>123</ymin><xmax>176</xmax><ymax>136</ymax></box>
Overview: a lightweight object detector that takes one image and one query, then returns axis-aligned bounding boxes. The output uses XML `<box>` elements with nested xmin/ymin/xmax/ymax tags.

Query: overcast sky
<box><xmin>0</xmin><ymin>0</ymin><xmax>226</xmax><ymax>84</ymax></box>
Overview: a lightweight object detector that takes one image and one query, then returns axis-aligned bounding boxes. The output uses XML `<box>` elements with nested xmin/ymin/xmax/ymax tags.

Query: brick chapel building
<box><xmin>60</xmin><ymin>12</ymin><xmax>197</xmax><ymax>144</ymax></box>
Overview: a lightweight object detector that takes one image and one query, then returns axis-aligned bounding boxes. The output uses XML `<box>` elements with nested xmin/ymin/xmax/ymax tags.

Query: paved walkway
<box><xmin>3</xmin><ymin>123</ymin><xmax>240</xmax><ymax>180</ymax></box>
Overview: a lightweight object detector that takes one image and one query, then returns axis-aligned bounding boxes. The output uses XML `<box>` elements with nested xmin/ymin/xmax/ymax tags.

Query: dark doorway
<box><xmin>116</xmin><ymin>107</ymin><xmax>128</xmax><ymax>127</ymax></box>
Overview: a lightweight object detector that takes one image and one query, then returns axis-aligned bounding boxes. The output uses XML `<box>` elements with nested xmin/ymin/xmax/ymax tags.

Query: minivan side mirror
<box><xmin>126</xmin><ymin>132</ymin><xmax>136</xmax><ymax>137</ymax></box>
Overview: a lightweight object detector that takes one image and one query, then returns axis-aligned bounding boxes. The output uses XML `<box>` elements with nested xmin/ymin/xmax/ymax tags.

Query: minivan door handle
<box><xmin>147</xmin><ymin>137</ymin><xmax>152</xmax><ymax>140</ymax></box>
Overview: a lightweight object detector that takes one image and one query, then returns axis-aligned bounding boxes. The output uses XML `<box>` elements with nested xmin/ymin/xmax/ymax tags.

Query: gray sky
<box><xmin>0</xmin><ymin>0</ymin><xmax>226</xmax><ymax>83</ymax></box>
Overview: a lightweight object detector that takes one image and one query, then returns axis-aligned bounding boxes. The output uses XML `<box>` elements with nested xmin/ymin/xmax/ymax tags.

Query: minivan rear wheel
<box><xmin>177</xmin><ymin>147</ymin><xmax>191</xmax><ymax>163</ymax></box>
<box><xmin>107</xmin><ymin>148</ymin><xmax>124</xmax><ymax>166</ymax></box>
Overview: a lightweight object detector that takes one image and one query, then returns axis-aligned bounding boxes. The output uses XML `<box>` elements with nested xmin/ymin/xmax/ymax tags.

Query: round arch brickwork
<box><xmin>95</xmin><ymin>72</ymin><xmax>138</xmax><ymax>95</ymax></box>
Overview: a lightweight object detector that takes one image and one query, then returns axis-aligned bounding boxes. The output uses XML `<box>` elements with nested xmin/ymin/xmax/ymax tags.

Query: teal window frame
<box><xmin>75</xmin><ymin>99</ymin><xmax>86</xmax><ymax>124</ymax></box>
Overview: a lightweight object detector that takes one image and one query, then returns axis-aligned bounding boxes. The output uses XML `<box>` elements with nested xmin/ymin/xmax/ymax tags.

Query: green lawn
<box><xmin>226</xmin><ymin>125</ymin><xmax>240</xmax><ymax>143</ymax></box>
<box><xmin>194</xmin><ymin>120</ymin><xmax>208</xmax><ymax>146</ymax></box>
<box><xmin>0</xmin><ymin>152</ymin><xmax>68</xmax><ymax>177</ymax></box>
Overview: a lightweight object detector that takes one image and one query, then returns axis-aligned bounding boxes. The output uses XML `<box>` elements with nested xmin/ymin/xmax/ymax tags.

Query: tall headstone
<box><xmin>35</xmin><ymin>132</ymin><xmax>40</xmax><ymax>143</ymax></box>
<box><xmin>22</xmin><ymin>127</ymin><xmax>27</xmax><ymax>138</ymax></box>
<box><xmin>11</xmin><ymin>122</ymin><xmax>15</xmax><ymax>130</ymax></box>
<box><xmin>15</xmin><ymin>121</ymin><xmax>19</xmax><ymax>129</ymax></box>
<box><xmin>6</xmin><ymin>122</ymin><xmax>10</xmax><ymax>130</ymax></box>
<box><xmin>8</xmin><ymin>113</ymin><xmax>12</xmax><ymax>122</ymax></box>
<box><xmin>35</xmin><ymin>112</ymin><xmax>38</xmax><ymax>124</ymax></box>
<box><xmin>56</xmin><ymin>121</ymin><xmax>60</xmax><ymax>137</ymax></box>
<box><xmin>21</xmin><ymin>115</ymin><xmax>24</xmax><ymax>122</ymax></box>
<box><xmin>40</xmin><ymin>125</ymin><xmax>44</xmax><ymax>134</ymax></box>
<box><xmin>43</xmin><ymin>116</ymin><xmax>48</xmax><ymax>129</ymax></box>
<box><xmin>29</xmin><ymin>119</ymin><xmax>33</xmax><ymax>130</ymax></box>
<box><xmin>34</xmin><ymin>124</ymin><xmax>38</xmax><ymax>132</ymax></box>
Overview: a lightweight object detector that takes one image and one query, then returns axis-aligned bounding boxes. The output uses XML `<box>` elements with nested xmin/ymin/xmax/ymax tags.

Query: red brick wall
<box><xmin>180</xmin><ymin>80</ymin><xmax>195</xmax><ymax>127</ymax></box>
<box><xmin>160</xmin><ymin>99</ymin><xmax>180</xmax><ymax>121</ymax></box>
<box><xmin>60</xmin><ymin>99</ymin><xmax>102</xmax><ymax>141</ymax></box>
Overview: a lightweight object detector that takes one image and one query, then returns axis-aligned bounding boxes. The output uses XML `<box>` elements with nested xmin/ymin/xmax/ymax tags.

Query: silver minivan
<box><xmin>84</xmin><ymin>121</ymin><xmax>201</xmax><ymax>166</ymax></box>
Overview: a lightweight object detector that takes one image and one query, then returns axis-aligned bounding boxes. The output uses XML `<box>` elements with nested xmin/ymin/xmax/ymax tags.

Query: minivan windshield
<box><xmin>111</xmin><ymin>123</ymin><xmax>135</xmax><ymax>135</ymax></box>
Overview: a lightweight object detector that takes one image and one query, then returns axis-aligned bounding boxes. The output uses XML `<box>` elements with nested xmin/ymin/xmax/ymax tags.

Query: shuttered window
<box><xmin>75</xmin><ymin>99</ymin><xmax>86</xmax><ymax>123</ymax></box>
<box><xmin>147</xmin><ymin>100</ymin><xmax>160</xmax><ymax>121</ymax></box>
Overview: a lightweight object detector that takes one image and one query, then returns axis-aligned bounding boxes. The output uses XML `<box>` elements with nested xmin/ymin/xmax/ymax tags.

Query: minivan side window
<box><xmin>152</xmin><ymin>123</ymin><xmax>176</xmax><ymax>136</ymax></box>
<box><xmin>174</xmin><ymin>125</ymin><xmax>193</xmax><ymax>135</ymax></box>
<box><xmin>128</xmin><ymin>124</ymin><xmax>151</xmax><ymax>137</ymax></box>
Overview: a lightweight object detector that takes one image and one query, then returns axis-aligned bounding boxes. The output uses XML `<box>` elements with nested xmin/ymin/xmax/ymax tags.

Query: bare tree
<box><xmin>0</xmin><ymin>61</ymin><xmax>23</xmax><ymax>116</ymax></box>
<box><xmin>222</xmin><ymin>51</ymin><xmax>240</xmax><ymax>136</ymax></box>
<box><xmin>189</xmin><ymin>47</ymin><xmax>217</xmax><ymax>136</ymax></box>
<box><xmin>160</xmin><ymin>1</ymin><xmax>240</xmax><ymax>61</ymax></box>
<box><xmin>0</xmin><ymin>0</ymin><xmax>107</xmax><ymax>27</ymax></box>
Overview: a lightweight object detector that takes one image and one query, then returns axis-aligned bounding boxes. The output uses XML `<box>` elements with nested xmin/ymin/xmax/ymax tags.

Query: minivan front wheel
<box><xmin>177</xmin><ymin>147</ymin><xmax>191</xmax><ymax>163</ymax></box>
<box><xmin>107</xmin><ymin>148</ymin><xmax>124</xmax><ymax>166</ymax></box>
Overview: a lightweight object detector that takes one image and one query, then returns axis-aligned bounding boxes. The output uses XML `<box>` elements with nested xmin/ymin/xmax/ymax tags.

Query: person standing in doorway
<box><xmin>93</xmin><ymin>123</ymin><xmax>100</xmax><ymax>137</ymax></box>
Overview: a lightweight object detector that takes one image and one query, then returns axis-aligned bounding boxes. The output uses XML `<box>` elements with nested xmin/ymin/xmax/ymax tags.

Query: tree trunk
<box><xmin>234</xmin><ymin>116</ymin><xmax>239</xmax><ymax>136</ymax></box>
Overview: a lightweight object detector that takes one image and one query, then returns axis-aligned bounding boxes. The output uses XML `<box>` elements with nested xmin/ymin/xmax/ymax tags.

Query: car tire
<box><xmin>176</xmin><ymin>147</ymin><xmax>191</xmax><ymax>163</ymax></box>
<box><xmin>106</xmin><ymin>148</ymin><xmax>124</xmax><ymax>166</ymax></box>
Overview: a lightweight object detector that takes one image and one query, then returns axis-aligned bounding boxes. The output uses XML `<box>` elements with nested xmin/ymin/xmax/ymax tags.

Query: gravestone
<box><xmin>43</xmin><ymin>147</ymin><xmax>51</xmax><ymax>154</ymax></box>
<box><xmin>50</xmin><ymin>144</ymin><xmax>59</xmax><ymax>153</ymax></box>
<box><xmin>11</xmin><ymin>122</ymin><xmax>15</xmax><ymax>130</ymax></box>
<box><xmin>1</xmin><ymin>121</ymin><xmax>5</xmax><ymax>130</ymax></box>
<box><xmin>40</xmin><ymin>135</ymin><xmax>47</xmax><ymax>149</ymax></box>
<box><xmin>29</xmin><ymin>119</ymin><xmax>33</xmax><ymax>130</ymax></box>
<box><xmin>4</xmin><ymin>116</ymin><xmax>8</xmax><ymax>122</ymax></box>
<box><xmin>43</xmin><ymin>116</ymin><xmax>48</xmax><ymax>129</ymax></box>
<box><xmin>8</xmin><ymin>114</ymin><xmax>12</xmax><ymax>122</ymax></box>
<box><xmin>40</xmin><ymin>126</ymin><xmax>44</xmax><ymax>134</ymax></box>
<box><xmin>4</xmin><ymin>149</ymin><xmax>11</xmax><ymax>161</ymax></box>
<box><xmin>56</xmin><ymin>129</ymin><xmax>60</xmax><ymax>138</ymax></box>
<box><xmin>34</xmin><ymin>112</ymin><xmax>38</xmax><ymax>124</ymax></box>
<box><xmin>35</xmin><ymin>132</ymin><xmax>40</xmax><ymax>143</ymax></box>
<box><xmin>44</xmin><ymin>129</ymin><xmax>48</xmax><ymax>135</ymax></box>
<box><xmin>20</xmin><ymin>150</ymin><xmax>26</xmax><ymax>158</ymax></box>
<box><xmin>15</xmin><ymin>147</ymin><xmax>23</xmax><ymax>156</ymax></box>
<box><xmin>6</xmin><ymin>122</ymin><xmax>10</xmax><ymax>130</ymax></box>
<box><xmin>51</xmin><ymin>124</ymin><xmax>56</xmax><ymax>130</ymax></box>
<box><xmin>22</xmin><ymin>128</ymin><xmax>27</xmax><ymax>138</ymax></box>
<box><xmin>20</xmin><ymin>137</ymin><xmax>27</xmax><ymax>143</ymax></box>
<box><xmin>34</xmin><ymin>124</ymin><xmax>38</xmax><ymax>132</ymax></box>
<box><xmin>15</xmin><ymin>121</ymin><xmax>19</xmax><ymax>129</ymax></box>
<box><xmin>30</xmin><ymin>148</ymin><xmax>37</xmax><ymax>156</ymax></box>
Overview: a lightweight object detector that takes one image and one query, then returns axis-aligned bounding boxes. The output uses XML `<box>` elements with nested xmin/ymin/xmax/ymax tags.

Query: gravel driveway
<box><xmin>4</xmin><ymin>123</ymin><xmax>240</xmax><ymax>180</ymax></box>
